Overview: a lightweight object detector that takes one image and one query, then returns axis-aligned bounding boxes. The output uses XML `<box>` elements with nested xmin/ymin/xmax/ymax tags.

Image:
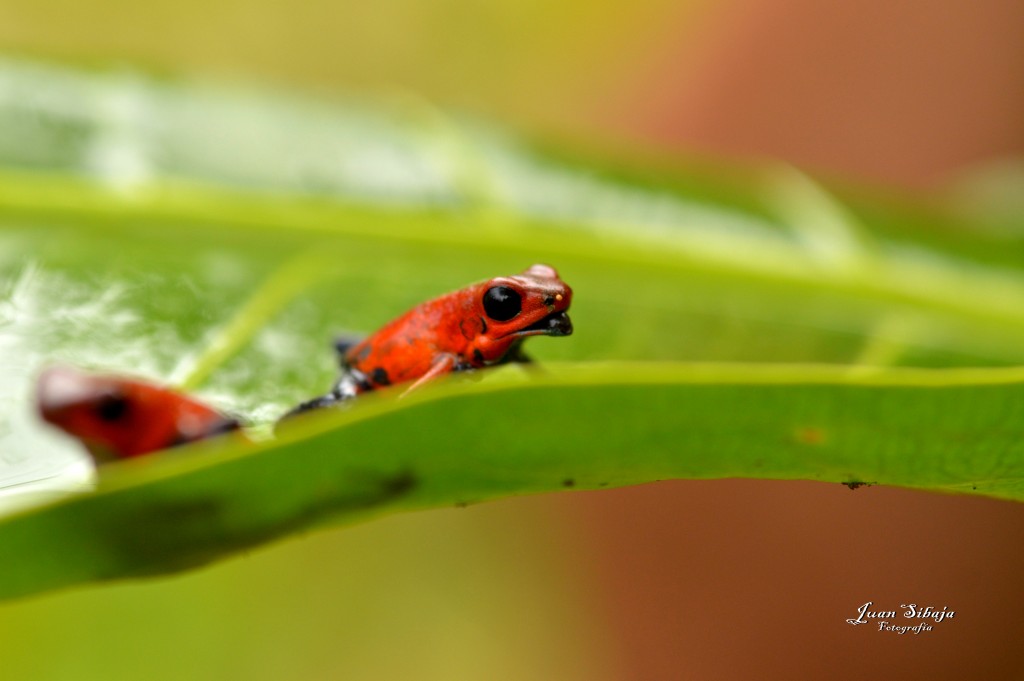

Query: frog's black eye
<box><xmin>483</xmin><ymin>286</ymin><xmax>522</xmax><ymax>321</ymax></box>
<box><xmin>94</xmin><ymin>394</ymin><xmax>130</xmax><ymax>422</ymax></box>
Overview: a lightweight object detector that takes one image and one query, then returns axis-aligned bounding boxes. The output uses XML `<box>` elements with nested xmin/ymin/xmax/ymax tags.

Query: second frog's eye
<box><xmin>483</xmin><ymin>286</ymin><xmax>522</xmax><ymax>321</ymax></box>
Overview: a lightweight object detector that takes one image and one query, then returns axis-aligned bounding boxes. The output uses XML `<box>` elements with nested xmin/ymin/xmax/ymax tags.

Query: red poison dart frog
<box><xmin>37</xmin><ymin>366</ymin><xmax>241</xmax><ymax>462</ymax></box>
<box><xmin>287</xmin><ymin>263</ymin><xmax>573</xmax><ymax>415</ymax></box>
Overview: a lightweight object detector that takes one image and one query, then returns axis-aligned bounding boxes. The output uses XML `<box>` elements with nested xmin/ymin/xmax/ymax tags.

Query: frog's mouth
<box><xmin>520</xmin><ymin>311</ymin><xmax>573</xmax><ymax>337</ymax></box>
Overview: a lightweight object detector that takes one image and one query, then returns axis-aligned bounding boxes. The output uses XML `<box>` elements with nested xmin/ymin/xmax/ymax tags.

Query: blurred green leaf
<box><xmin>1</xmin><ymin>57</ymin><xmax>1023</xmax><ymax>600</ymax></box>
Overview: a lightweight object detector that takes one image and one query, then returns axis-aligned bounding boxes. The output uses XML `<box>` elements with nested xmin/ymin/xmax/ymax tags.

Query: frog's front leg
<box><xmin>501</xmin><ymin>339</ymin><xmax>550</xmax><ymax>378</ymax></box>
<box><xmin>503</xmin><ymin>341</ymin><xmax>533</xmax><ymax>365</ymax></box>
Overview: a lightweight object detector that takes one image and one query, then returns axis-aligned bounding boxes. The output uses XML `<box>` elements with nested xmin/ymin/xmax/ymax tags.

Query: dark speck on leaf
<box><xmin>562</xmin><ymin>478</ymin><xmax>575</xmax><ymax>488</ymax></box>
<box><xmin>384</xmin><ymin>470</ymin><xmax>417</xmax><ymax>496</ymax></box>
<box><xmin>843</xmin><ymin>481</ymin><xmax>874</xmax><ymax>490</ymax></box>
<box><xmin>455</xmin><ymin>501</ymin><xmax>468</xmax><ymax>509</ymax></box>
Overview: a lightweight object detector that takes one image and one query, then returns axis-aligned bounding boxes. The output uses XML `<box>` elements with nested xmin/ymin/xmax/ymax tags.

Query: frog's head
<box><xmin>470</xmin><ymin>264</ymin><xmax>573</xmax><ymax>362</ymax></box>
<box><xmin>37</xmin><ymin>366</ymin><xmax>239</xmax><ymax>461</ymax></box>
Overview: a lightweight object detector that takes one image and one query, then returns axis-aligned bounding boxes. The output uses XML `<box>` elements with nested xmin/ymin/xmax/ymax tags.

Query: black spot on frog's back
<box><xmin>95</xmin><ymin>393</ymin><xmax>130</xmax><ymax>422</ymax></box>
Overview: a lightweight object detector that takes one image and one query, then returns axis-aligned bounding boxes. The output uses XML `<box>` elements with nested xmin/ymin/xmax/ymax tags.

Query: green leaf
<box><xmin>1</xmin><ymin>57</ymin><xmax>1023</xmax><ymax>600</ymax></box>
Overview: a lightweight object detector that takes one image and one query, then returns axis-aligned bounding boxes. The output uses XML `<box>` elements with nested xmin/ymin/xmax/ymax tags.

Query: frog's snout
<box><xmin>547</xmin><ymin>311</ymin><xmax>573</xmax><ymax>336</ymax></box>
<box><xmin>528</xmin><ymin>311</ymin><xmax>572</xmax><ymax>336</ymax></box>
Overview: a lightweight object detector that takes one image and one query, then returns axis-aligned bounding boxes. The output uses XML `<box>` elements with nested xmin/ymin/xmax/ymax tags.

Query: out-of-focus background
<box><xmin>2</xmin><ymin>1</ymin><xmax>1023</xmax><ymax>679</ymax></box>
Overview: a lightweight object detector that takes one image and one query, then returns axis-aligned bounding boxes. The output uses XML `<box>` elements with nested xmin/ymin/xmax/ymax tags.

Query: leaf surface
<box><xmin>1</xmin><ymin>58</ymin><xmax>1023</xmax><ymax>600</ymax></box>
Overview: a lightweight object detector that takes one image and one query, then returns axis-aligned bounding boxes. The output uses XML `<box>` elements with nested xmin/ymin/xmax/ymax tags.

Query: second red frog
<box><xmin>37</xmin><ymin>366</ymin><xmax>242</xmax><ymax>461</ymax></box>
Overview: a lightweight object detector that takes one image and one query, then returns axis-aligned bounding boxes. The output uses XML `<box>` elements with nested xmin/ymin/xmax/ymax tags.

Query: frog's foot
<box><xmin>277</xmin><ymin>392</ymin><xmax>353</xmax><ymax>429</ymax></box>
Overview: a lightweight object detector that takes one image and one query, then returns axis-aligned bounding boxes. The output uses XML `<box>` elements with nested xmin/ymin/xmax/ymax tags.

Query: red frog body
<box><xmin>289</xmin><ymin>264</ymin><xmax>573</xmax><ymax>415</ymax></box>
<box><xmin>37</xmin><ymin>366</ymin><xmax>241</xmax><ymax>461</ymax></box>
